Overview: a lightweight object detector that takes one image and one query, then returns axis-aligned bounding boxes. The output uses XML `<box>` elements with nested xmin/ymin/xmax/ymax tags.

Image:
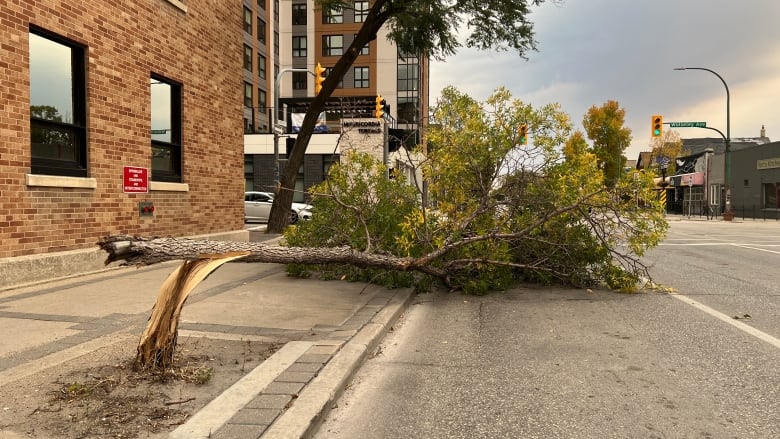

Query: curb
<box><xmin>260</xmin><ymin>287</ymin><xmax>415</xmax><ymax>439</ymax></box>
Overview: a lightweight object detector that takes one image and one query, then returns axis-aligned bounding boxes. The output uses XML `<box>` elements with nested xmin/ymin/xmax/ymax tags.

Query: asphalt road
<box><xmin>644</xmin><ymin>218</ymin><xmax>780</xmax><ymax>339</ymax></box>
<box><xmin>313</xmin><ymin>219</ymin><xmax>780</xmax><ymax>438</ymax></box>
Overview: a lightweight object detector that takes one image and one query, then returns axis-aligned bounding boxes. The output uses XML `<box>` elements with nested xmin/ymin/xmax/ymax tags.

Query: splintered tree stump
<box><xmin>135</xmin><ymin>252</ymin><xmax>249</xmax><ymax>369</ymax></box>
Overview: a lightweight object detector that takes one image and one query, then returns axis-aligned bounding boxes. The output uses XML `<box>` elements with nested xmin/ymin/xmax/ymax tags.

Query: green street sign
<box><xmin>668</xmin><ymin>122</ymin><xmax>707</xmax><ymax>128</ymax></box>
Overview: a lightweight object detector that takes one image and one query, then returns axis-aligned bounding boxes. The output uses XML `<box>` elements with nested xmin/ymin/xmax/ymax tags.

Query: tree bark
<box><xmin>98</xmin><ymin>235</ymin><xmax>449</xmax><ymax>282</ymax></box>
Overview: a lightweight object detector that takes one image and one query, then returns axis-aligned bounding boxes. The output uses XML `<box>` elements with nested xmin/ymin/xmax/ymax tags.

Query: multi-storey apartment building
<box><xmin>242</xmin><ymin>0</ymin><xmax>429</xmax><ymax>201</ymax></box>
<box><xmin>0</xmin><ymin>1</ymin><xmax>247</xmax><ymax>287</ymax></box>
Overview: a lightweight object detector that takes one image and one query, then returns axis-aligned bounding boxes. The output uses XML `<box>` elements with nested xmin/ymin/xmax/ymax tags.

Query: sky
<box><xmin>429</xmin><ymin>0</ymin><xmax>780</xmax><ymax>160</ymax></box>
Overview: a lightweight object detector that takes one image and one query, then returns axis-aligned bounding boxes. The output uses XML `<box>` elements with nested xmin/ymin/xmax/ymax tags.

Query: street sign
<box><xmin>123</xmin><ymin>166</ymin><xmax>149</xmax><ymax>193</ymax></box>
<box><xmin>668</xmin><ymin>122</ymin><xmax>707</xmax><ymax>128</ymax></box>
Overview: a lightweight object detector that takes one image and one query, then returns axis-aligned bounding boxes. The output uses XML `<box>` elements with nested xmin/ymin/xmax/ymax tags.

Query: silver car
<box><xmin>244</xmin><ymin>191</ymin><xmax>312</xmax><ymax>223</ymax></box>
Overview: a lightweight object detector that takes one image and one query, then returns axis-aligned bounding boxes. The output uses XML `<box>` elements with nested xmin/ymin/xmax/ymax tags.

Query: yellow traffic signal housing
<box><xmin>375</xmin><ymin>95</ymin><xmax>385</xmax><ymax>119</ymax></box>
<box><xmin>519</xmin><ymin>124</ymin><xmax>528</xmax><ymax>145</ymax></box>
<box><xmin>651</xmin><ymin>115</ymin><xmax>663</xmax><ymax>137</ymax></box>
<box><xmin>314</xmin><ymin>62</ymin><xmax>326</xmax><ymax>95</ymax></box>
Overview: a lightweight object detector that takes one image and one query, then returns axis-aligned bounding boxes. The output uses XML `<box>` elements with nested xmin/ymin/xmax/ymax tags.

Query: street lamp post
<box><xmin>673</xmin><ymin>67</ymin><xmax>732</xmax><ymax>218</ymax></box>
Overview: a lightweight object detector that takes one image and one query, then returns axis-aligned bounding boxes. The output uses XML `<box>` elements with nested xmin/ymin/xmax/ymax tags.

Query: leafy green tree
<box><xmin>582</xmin><ymin>100</ymin><xmax>632</xmax><ymax>187</ymax></box>
<box><xmin>268</xmin><ymin>0</ymin><xmax>550</xmax><ymax>233</ymax></box>
<box><xmin>284</xmin><ymin>86</ymin><xmax>667</xmax><ymax>293</ymax></box>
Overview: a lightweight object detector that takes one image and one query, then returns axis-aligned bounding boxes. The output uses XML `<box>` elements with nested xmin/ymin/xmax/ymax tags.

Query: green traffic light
<box><xmin>653</xmin><ymin>129</ymin><xmax>660</xmax><ymax>136</ymax></box>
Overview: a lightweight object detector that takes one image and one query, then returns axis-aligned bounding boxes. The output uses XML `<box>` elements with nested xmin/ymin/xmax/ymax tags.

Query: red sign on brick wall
<box><xmin>123</xmin><ymin>166</ymin><xmax>149</xmax><ymax>193</ymax></box>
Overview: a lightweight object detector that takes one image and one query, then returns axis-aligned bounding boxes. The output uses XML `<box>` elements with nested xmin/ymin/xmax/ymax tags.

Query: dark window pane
<box><xmin>31</xmin><ymin>120</ymin><xmax>78</xmax><ymax>161</ymax></box>
<box><xmin>243</xmin><ymin>7</ymin><xmax>252</xmax><ymax>33</ymax></box>
<box><xmin>258</xmin><ymin>19</ymin><xmax>266</xmax><ymax>45</ymax></box>
<box><xmin>244</xmin><ymin>44</ymin><xmax>253</xmax><ymax>70</ymax></box>
<box><xmin>292</xmin><ymin>4</ymin><xmax>307</xmax><ymax>25</ymax></box>
<box><xmin>292</xmin><ymin>71</ymin><xmax>307</xmax><ymax>90</ymax></box>
<box><xmin>29</xmin><ymin>29</ymin><xmax>86</xmax><ymax>176</ymax></box>
<box><xmin>150</xmin><ymin>75</ymin><xmax>182</xmax><ymax>181</ymax></box>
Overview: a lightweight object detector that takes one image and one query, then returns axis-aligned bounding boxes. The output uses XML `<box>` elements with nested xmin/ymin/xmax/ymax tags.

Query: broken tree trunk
<box><xmin>136</xmin><ymin>252</ymin><xmax>249</xmax><ymax>369</ymax></box>
<box><xmin>98</xmin><ymin>235</ymin><xmax>447</xmax><ymax>280</ymax></box>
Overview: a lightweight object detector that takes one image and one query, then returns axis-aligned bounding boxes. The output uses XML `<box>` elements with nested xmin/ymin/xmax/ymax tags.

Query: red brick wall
<box><xmin>0</xmin><ymin>0</ymin><xmax>245</xmax><ymax>259</ymax></box>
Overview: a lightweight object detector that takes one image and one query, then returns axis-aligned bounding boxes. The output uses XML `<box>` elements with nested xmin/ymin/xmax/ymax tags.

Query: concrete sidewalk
<box><xmin>0</xmin><ymin>238</ymin><xmax>413</xmax><ymax>438</ymax></box>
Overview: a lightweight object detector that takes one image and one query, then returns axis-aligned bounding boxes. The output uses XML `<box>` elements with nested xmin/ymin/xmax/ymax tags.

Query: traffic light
<box><xmin>375</xmin><ymin>95</ymin><xmax>386</xmax><ymax>119</ymax></box>
<box><xmin>314</xmin><ymin>62</ymin><xmax>325</xmax><ymax>95</ymax></box>
<box><xmin>519</xmin><ymin>124</ymin><xmax>528</xmax><ymax>145</ymax></box>
<box><xmin>651</xmin><ymin>115</ymin><xmax>663</xmax><ymax>138</ymax></box>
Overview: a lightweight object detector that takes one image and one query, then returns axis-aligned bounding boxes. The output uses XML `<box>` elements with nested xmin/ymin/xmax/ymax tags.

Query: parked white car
<box><xmin>244</xmin><ymin>191</ymin><xmax>312</xmax><ymax>223</ymax></box>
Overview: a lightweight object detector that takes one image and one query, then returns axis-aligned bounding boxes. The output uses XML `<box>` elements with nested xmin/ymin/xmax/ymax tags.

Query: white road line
<box><xmin>670</xmin><ymin>293</ymin><xmax>780</xmax><ymax>349</ymax></box>
<box><xmin>660</xmin><ymin>242</ymin><xmax>780</xmax><ymax>247</ymax></box>
<box><xmin>659</xmin><ymin>242</ymin><xmax>734</xmax><ymax>246</ymax></box>
<box><xmin>730</xmin><ymin>243</ymin><xmax>780</xmax><ymax>255</ymax></box>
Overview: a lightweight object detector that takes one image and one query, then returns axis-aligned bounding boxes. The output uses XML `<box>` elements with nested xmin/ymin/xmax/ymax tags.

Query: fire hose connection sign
<box><xmin>123</xmin><ymin>166</ymin><xmax>149</xmax><ymax>193</ymax></box>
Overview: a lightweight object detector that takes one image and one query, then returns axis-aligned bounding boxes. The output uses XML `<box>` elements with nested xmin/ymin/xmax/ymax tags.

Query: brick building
<box><xmin>0</xmin><ymin>1</ymin><xmax>247</xmax><ymax>287</ymax></box>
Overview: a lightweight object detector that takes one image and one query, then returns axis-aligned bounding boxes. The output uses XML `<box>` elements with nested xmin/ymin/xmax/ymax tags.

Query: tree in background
<box><xmin>648</xmin><ymin>130</ymin><xmax>687</xmax><ymax>179</ymax></box>
<box><xmin>582</xmin><ymin>100</ymin><xmax>632</xmax><ymax>187</ymax></box>
<box><xmin>267</xmin><ymin>0</ymin><xmax>550</xmax><ymax>233</ymax></box>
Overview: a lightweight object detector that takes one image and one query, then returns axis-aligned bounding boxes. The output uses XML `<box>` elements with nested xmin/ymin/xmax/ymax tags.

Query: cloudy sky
<box><xmin>429</xmin><ymin>0</ymin><xmax>780</xmax><ymax>160</ymax></box>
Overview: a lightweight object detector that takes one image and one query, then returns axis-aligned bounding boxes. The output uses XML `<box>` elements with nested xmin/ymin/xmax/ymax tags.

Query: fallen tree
<box><xmin>98</xmin><ymin>235</ymin><xmax>450</xmax><ymax>284</ymax></box>
<box><xmin>105</xmin><ymin>87</ymin><xmax>668</xmax><ymax>369</ymax></box>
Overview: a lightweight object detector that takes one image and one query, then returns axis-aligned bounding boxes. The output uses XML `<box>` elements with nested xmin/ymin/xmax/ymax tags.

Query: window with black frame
<box><xmin>150</xmin><ymin>75</ymin><xmax>182</xmax><ymax>182</ymax></box>
<box><xmin>323</xmin><ymin>35</ymin><xmax>343</xmax><ymax>56</ymax></box>
<box><xmin>323</xmin><ymin>5</ymin><xmax>343</xmax><ymax>23</ymax></box>
<box><xmin>292</xmin><ymin>3</ymin><xmax>307</xmax><ymax>25</ymax></box>
<box><xmin>258</xmin><ymin>53</ymin><xmax>266</xmax><ymax>79</ymax></box>
<box><xmin>397</xmin><ymin>64</ymin><xmax>419</xmax><ymax>91</ymax></box>
<box><xmin>29</xmin><ymin>28</ymin><xmax>88</xmax><ymax>177</ymax></box>
<box><xmin>292</xmin><ymin>36</ymin><xmax>307</xmax><ymax>57</ymax></box>
<box><xmin>258</xmin><ymin>18</ymin><xmax>266</xmax><ymax>45</ymax></box>
<box><xmin>354</xmin><ymin>66</ymin><xmax>369</xmax><ymax>88</ymax></box>
<box><xmin>243</xmin><ymin>7</ymin><xmax>252</xmax><ymax>34</ymax></box>
<box><xmin>292</xmin><ymin>71</ymin><xmax>307</xmax><ymax>90</ymax></box>
<box><xmin>243</xmin><ymin>44</ymin><xmax>253</xmax><ymax>71</ymax></box>
<box><xmin>354</xmin><ymin>1</ymin><xmax>369</xmax><ymax>22</ymax></box>
<box><xmin>243</xmin><ymin>82</ymin><xmax>253</xmax><ymax>108</ymax></box>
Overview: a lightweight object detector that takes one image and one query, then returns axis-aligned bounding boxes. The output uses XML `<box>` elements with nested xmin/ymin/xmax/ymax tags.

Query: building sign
<box><xmin>757</xmin><ymin>157</ymin><xmax>780</xmax><ymax>170</ymax></box>
<box><xmin>680</xmin><ymin>172</ymin><xmax>704</xmax><ymax>186</ymax></box>
<box><xmin>123</xmin><ymin>166</ymin><xmax>149</xmax><ymax>193</ymax></box>
<box><xmin>291</xmin><ymin>112</ymin><xmax>328</xmax><ymax>133</ymax></box>
<box><xmin>339</xmin><ymin>118</ymin><xmax>385</xmax><ymax>163</ymax></box>
<box><xmin>342</xmin><ymin>120</ymin><xmax>382</xmax><ymax>134</ymax></box>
